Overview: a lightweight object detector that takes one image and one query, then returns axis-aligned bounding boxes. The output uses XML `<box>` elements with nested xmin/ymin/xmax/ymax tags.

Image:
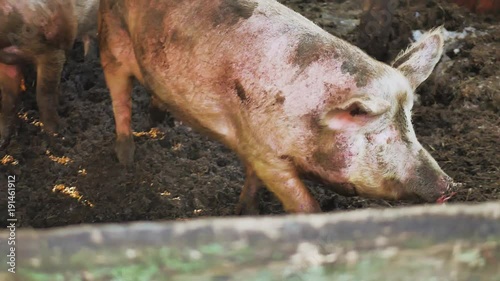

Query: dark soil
<box><xmin>1</xmin><ymin>0</ymin><xmax>498</xmax><ymax>228</ymax></box>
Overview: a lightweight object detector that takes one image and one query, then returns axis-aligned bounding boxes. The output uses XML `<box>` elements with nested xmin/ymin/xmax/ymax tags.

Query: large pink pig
<box><xmin>98</xmin><ymin>0</ymin><xmax>456</xmax><ymax>214</ymax></box>
<box><xmin>0</xmin><ymin>0</ymin><xmax>98</xmax><ymax>148</ymax></box>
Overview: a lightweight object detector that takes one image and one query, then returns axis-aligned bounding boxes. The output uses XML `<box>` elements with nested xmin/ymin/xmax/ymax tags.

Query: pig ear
<box><xmin>391</xmin><ymin>27</ymin><xmax>444</xmax><ymax>90</ymax></box>
<box><xmin>321</xmin><ymin>96</ymin><xmax>391</xmax><ymax>131</ymax></box>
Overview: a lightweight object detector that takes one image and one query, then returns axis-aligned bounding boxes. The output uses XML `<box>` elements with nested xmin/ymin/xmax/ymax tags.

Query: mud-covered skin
<box><xmin>0</xmin><ymin>0</ymin><xmax>99</xmax><ymax>146</ymax></box>
<box><xmin>99</xmin><ymin>0</ymin><xmax>454</xmax><ymax>213</ymax></box>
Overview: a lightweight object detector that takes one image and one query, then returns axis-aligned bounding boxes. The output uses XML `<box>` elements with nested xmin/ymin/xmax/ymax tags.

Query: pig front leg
<box><xmin>99</xmin><ymin>6</ymin><xmax>146</xmax><ymax>166</ymax></box>
<box><xmin>100</xmin><ymin>48</ymin><xmax>135</xmax><ymax>165</ymax></box>
<box><xmin>0</xmin><ymin>64</ymin><xmax>22</xmax><ymax>149</ymax></box>
<box><xmin>235</xmin><ymin>166</ymin><xmax>262</xmax><ymax>215</ymax></box>
<box><xmin>35</xmin><ymin>50</ymin><xmax>66</xmax><ymax>135</ymax></box>
<box><xmin>250</xmin><ymin>158</ymin><xmax>322</xmax><ymax>213</ymax></box>
<box><xmin>104</xmin><ymin>68</ymin><xmax>135</xmax><ymax>166</ymax></box>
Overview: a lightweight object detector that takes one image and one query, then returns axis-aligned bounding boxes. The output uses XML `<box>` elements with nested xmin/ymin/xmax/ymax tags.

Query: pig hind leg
<box><xmin>99</xmin><ymin>16</ymin><xmax>142</xmax><ymax>165</ymax></box>
<box><xmin>101</xmin><ymin>50</ymin><xmax>135</xmax><ymax>165</ymax></box>
<box><xmin>35</xmin><ymin>50</ymin><xmax>66</xmax><ymax>135</ymax></box>
<box><xmin>0</xmin><ymin>64</ymin><xmax>23</xmax><ymax>149</ymax></box>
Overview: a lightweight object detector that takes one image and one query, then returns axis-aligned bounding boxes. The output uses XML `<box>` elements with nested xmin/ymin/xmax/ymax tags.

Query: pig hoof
<box><xmin>115</xmin><ymin>136</ymin><xmax>135</xmax><ymax>166</ymax></box>
<box><xmin>235</xmin><ymin>201</ymin><xmax>260</xmax><ymax>216</ymax></box>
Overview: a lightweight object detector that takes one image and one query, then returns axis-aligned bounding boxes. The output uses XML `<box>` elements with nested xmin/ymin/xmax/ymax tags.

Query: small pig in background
<box><xmin>0</xmin><ymin>0</ymin><xmax>99</xmax><ymax>148</ymax></box>
<box><xmin>99</xmin><ymin>0</ymin><xmax>456</xmax><ymax>214</ymax></box>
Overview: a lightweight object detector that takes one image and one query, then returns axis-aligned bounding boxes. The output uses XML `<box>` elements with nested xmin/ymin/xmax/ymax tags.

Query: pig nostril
<box><xmin>442</xmin><ymin>176</ymin><xmax>456</xmax><ymax>191</ymax></box>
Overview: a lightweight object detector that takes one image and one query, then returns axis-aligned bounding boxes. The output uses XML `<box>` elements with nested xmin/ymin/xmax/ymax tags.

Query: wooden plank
<box><xmin>1</xmin><ymin>202</ymin><xmax>499</xmax><ymax>281</ymax></box>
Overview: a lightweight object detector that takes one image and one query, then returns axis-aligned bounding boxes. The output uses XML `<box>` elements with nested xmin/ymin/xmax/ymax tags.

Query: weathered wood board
<box><xmin>1</xmin><ymin>202</ymin><xmax>499</xmax><ymax>281</ymax></box>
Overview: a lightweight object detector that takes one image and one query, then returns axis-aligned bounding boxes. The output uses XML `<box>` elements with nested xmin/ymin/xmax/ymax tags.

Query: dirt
<box><xmin>0</xmin><ymin>0</ymin><xmax>498</xmax><ymax>229</ymax></box>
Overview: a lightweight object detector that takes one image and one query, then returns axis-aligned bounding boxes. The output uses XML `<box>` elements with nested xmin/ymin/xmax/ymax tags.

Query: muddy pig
<box><xmin>0</xmin><ymin>0</ymin><xmax>99</xmax><ymax>148</ymax></box>
<box><xmin>99</xmin><ymin>0</ymin><xmax>456</xmax><ymax>214</ymax></box>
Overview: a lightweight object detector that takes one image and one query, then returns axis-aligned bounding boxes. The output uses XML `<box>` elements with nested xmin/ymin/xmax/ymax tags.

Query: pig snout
<box><xmin>436</xmin><ymin>176</ymin><xmax>458</xmax><ymax>204</ymax></box>
<box><xmin>408</xmin><ymin>172</ymin><xmax>455</xmax><ymax>203</ymax></box>
<box><xmin>399</xmin><ymin>151</ymin><xmax>456</xmax><ymax>203</ymax></box>
<box><xmin>382</xmin><ymin>172</ymin><xmax>455</xmax><ymax>204</ymax></box>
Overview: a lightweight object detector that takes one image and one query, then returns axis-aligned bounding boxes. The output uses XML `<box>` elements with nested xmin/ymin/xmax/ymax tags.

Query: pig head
<box><xmin>306</xmin><ymin>28</ymin><xmax>453</xmax><ymax>204</ymax></box>
<box><xmin>98</xmin><ymin>0</ymin><xmax>455</xmax><ymax>214</ymax></box>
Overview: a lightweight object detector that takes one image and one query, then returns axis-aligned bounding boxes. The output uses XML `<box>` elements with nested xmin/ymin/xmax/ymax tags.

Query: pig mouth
<box><xmin>436</xmin><ymin>192</ymin><xmax>457</xmax><ymax>203</ymax></box>
<box><xmin>405</xmin><ymin>190</ymin><xmax>456</xmax><ymax>204</ymax></box>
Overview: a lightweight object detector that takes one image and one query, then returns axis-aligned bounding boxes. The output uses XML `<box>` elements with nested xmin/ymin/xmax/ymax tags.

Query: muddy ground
<box><xmin>1</xmin><ymin>0</ymin><xmax>498</xmax><ymax>228</ymax></box>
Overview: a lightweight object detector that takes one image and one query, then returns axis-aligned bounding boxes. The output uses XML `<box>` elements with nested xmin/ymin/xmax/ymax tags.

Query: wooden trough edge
<box><xmin>1</xmin><ymin>201</ymin><xmax>499</xmax><ymax>281</ymax></box>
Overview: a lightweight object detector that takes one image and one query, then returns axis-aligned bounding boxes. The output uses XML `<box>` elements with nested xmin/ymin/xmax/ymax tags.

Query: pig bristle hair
<box><xmin>391</xmin><ymin>26</ymin><xmax>445</xmax><ymax>68</ymax></box>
